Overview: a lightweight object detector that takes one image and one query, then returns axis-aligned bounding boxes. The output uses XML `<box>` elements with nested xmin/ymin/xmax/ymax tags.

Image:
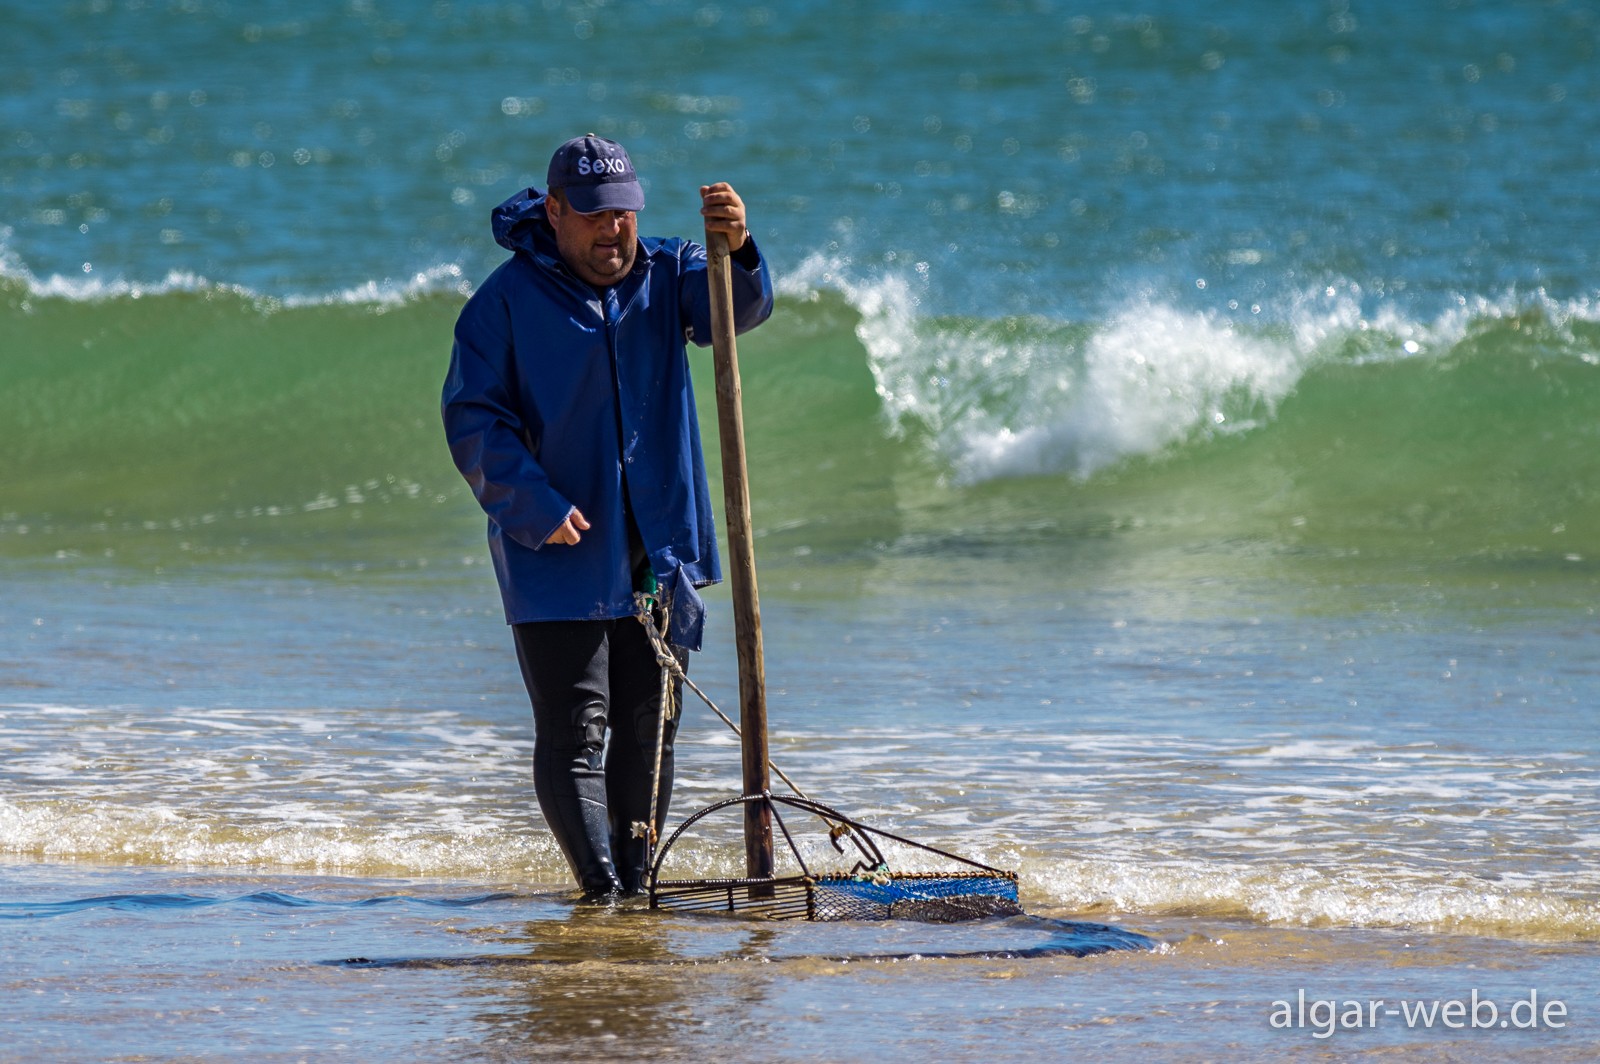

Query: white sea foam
<box><xmin>0</xmin><ymin>796</ymin><xmax>566</xmax><ymax>877</ymax></box>
<box><xmin>0</xmin><ymin>232</ymin><xmax>471</xmax><ymax>307</ymax></box>
<box><xmin>3</xmin><ymin>705</ymin><xmax>1595</xmax><ymax>939</ymax></box>
<box><xmin>962</xmin><ymin>302</ymin><xmax>1303</xmax><ymax>484</ymax></box>
<box><xmin>281</xmin><ymin>262</ymin><xmax>475</xmax><ymax>307</ymax></box>
<box><xmin>782</xmin><ymin>253</ymin><xmax>1600</xmax><ymax>485</ymax></box>
<box><xmin>1033</xmin><ymin>854</ymin><xmax>1600</xmax><ymax>941</ymax></box>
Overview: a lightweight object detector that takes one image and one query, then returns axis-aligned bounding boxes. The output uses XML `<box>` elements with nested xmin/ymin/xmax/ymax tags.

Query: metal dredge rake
<box><xmin>639</xmin><ymin>229</ymin><xmax>1020</xmax><ymax>923</ymax></box>
<box><xmin>649</xmin><ymin>793</ymin><xmax>1021</xmax><ymax>922</ymax></box>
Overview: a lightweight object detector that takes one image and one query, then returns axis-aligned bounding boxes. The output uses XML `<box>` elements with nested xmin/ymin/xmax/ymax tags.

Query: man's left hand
<box><xmin>699</xmin><ymin>182</ymin><xmax>749</xmax><ymax>253</ymax></box>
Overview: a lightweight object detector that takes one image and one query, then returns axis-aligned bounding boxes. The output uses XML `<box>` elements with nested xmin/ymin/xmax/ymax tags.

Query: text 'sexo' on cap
<box><xmin>546</xmin><ymin>134</ymin><xmax>644</xmax><ymax>213</ymax></box>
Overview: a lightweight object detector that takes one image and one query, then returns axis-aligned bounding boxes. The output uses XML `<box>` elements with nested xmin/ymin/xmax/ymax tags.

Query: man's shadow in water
<box><xmin>326</xmin><ymin>900</ymin><xmax>1156</xmax><ymax>1050</ymax></box>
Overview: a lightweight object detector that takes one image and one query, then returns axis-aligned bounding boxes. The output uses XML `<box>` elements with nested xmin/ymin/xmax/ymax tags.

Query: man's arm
<box><xmin>441</xmin><ymin>289</ymin><xmax>580</xmax><ymax>550</ymax></box>
<box><xmin>682</xmin><ymin>181</ymin><xmax>775</xmax><ymax>342</ymax></box>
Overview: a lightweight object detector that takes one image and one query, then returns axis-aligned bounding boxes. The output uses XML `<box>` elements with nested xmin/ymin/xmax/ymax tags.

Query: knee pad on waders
<box><xmin>576</xmin><ymin>701</ymin><xmax>608</xmax><ymax>769</ymax></box>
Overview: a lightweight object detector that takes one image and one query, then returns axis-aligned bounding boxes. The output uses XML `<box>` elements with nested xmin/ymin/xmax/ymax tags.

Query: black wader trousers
<box><xmin>513</xmin><ymin>617</ymin><xmax>685</xmax><ymax>896</ymax></box>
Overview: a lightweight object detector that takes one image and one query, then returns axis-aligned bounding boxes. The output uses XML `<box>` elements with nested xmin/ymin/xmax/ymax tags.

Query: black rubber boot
<box><xmin>610</xmin><ymin>826</ymin><xmax>649</xmax><ymax>896</ymax></box>
<box><xmin>561</xmin><ymin>773</ymin><xmax>624</xmax><ymax>899</ymax></box>
<box><xmin>534</xmin><ymin>701</ymin><xmax>623</xmax><ymax>898</ymax></box>
<box><xmin>607</xmin><ymin>689</ymin><xmax>678</xmax><ymax>896</ymax></box>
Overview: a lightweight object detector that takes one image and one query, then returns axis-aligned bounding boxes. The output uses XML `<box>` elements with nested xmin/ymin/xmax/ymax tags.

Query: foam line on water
<box><xmin>0</xmin><ymin>232</ymin><xmax>472</xmax><ymax>307</ymax></box>
<box><xmin>782</xmin><ymin>252</ymin><xmax>1600</xmax><ymax>485</ymax></box>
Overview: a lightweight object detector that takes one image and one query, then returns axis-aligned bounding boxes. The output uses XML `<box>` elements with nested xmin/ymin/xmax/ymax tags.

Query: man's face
<box><xmin>546</xmin><ymin>196</ymin><xmax>638</xmax><ymax>287</ymax></box>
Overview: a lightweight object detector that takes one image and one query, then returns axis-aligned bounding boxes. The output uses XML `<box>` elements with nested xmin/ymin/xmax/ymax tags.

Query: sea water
<box><xmin>3</xmin><ymin>1</ymin><xmax>1598</xmax><ymax>1060</ymax></box>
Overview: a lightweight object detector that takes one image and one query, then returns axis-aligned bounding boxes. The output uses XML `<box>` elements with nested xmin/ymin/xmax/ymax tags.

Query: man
<box><xmin>441</xmin><ymin>135</ymin><xmax>773</xmax><ymax>897</ymax></box>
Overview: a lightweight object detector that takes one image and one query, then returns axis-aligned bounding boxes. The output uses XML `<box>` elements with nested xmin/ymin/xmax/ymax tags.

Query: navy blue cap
<box><xmin>546</xmin><ymin>134</ymin><xmax>644</xmax><ymax>213</ymax></box>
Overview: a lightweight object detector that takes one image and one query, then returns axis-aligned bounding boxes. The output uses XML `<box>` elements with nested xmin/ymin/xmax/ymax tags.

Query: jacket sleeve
<box><xmin>441</xmin><ymin>287</ymin><xmax>575</xmax><ymax>551</ymax></box>
<box><xmin>680</xmin><ymin>235</ymin><xmax>775</xmax><ymax>347</ymax></box>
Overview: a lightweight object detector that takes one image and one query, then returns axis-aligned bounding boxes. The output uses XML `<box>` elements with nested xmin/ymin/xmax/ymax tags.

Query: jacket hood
<box><xmin>491</xmin><ymin>187</ymin><xmax>558</xmax><ymax>258</ymax></box>
<box><xmin>491</xmin><ymin>186</ymin><xmax>660</xmax><ymax>274</ymax></box>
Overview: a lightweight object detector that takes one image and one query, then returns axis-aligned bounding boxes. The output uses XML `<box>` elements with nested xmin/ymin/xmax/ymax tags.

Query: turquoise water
<box><xmin>4</xmin><ymin>1</ymin><xmax>1599</xmax><ymax>1060</ymax></box>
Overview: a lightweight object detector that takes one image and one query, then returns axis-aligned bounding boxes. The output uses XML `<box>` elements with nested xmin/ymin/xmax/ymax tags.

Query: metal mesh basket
<box><xmin>649</xmin><ymin>793</ymin><xmax>1023</xmax><ymax>922</ymax></box>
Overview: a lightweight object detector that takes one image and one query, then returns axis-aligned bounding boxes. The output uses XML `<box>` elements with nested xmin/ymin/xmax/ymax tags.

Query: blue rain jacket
<box><xmin>442</xmin><ymin>187</ymin><xmax>774</xmax><ymax>650</ymax></box>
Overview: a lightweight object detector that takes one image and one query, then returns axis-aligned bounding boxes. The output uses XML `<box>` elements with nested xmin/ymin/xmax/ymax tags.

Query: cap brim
<box><xmin>564</xmin><ymin>181</ymin><xmax>645</xmax><ymax>214</ymax></box>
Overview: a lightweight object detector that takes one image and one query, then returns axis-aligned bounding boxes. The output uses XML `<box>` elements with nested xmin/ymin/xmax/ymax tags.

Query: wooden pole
<box><xmin>704</xmin><ymin>229</ymin><xmax>775</xmax><ymax>886</ymax></box>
